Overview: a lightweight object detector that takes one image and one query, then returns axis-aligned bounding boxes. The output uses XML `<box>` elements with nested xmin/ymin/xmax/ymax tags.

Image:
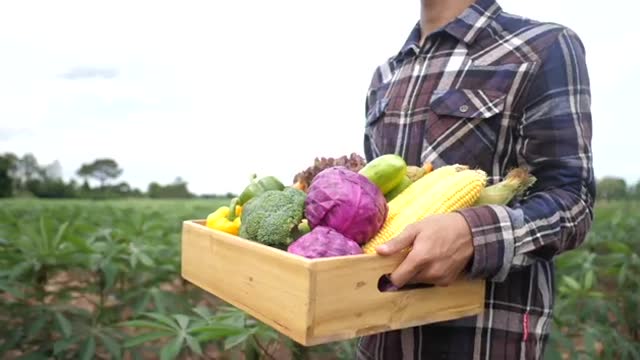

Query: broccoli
<box><xmin>239</xmin><ymin>187</ymin><xmax>308</xmax><ymax>249</ymax></box>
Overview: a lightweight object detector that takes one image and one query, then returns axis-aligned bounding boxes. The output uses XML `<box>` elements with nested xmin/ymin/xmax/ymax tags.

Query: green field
<box><xmin>1</xmin><ymin>199</ymin><xmax>638</xmax><ymax>359</ymax></box>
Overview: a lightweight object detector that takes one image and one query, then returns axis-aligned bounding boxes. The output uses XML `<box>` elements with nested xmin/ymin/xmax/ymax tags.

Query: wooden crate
<box><xmin>181</xmin><ymin>220</ymin><xmax>485</xmax><ymax>346</ymax></box>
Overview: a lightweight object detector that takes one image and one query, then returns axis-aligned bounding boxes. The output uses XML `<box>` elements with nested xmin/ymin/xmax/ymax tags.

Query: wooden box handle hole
<box><xmin>377</xmin><ymin>274</ymin><xmax>434</xmax><ymax>293</ymax></box>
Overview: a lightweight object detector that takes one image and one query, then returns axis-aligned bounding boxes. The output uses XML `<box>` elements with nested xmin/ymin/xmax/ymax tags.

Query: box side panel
<box><xmin>181</xmin><ymin>221</ymin><xmax>311</xmax><ymax>344</ymax></box>
<box><xmin>306</xmin><ymin>254</ymin><xmax>485</xmax><ymax>345</ymax></box>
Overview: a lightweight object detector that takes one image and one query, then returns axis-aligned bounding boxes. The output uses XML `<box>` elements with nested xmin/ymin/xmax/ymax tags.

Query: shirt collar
<box><xmin>395</xmin><ymin>0</ymin><xmax>502</xmax><ymax>59</ymax></box>
<box><xmin>396</xmin><ymin>23</ymin><xmax>423</xmax><ymax>59</ymax></box>
<box><xmin>443</xmin><ymin>0</ymin><xmax>502</xmax><ymax>44</ymax></box>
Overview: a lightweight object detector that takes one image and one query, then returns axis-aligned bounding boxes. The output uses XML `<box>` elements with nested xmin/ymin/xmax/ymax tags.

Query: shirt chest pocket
<box><xmin>429</xmin><ymin>88</ymin><xmax>506</xmax><ymax>120</ymax></box>
<box><xmin>422</xmin><ymin>88</ymin><xmax>508</xmax><ymax>169</ymax></box>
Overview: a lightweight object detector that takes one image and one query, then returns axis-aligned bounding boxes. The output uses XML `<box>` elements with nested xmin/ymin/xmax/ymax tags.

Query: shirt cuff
<box><xmin>456</xmin><ymin>205</ymin><xmax>518</xmax><ymax>282</ymax></box>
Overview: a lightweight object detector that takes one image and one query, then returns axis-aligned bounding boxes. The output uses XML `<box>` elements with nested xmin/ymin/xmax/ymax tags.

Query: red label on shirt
<box><xmin>523</xmin><ymin>313</ymin><xmax>530</xmax><ymax>342</ymax></box>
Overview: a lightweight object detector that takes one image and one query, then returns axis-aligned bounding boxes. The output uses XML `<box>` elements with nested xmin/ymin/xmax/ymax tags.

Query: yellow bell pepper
<box><xmin>206</xmin><ymin>204</ymin><xmax>242</xmax><ymax>235</ymax></box>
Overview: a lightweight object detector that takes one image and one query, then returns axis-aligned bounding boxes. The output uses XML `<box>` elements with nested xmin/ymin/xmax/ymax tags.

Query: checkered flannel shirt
<box><xmin>358</xmin><ymin>0</ymin><xmax>595</xmax><ymax>358</ymax></box>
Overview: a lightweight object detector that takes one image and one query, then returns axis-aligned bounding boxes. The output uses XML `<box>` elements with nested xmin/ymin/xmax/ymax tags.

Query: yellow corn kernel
<box><xmin>386</xmin><ymin>164</ymin><xmax>465</xmax><ymax>222</ymax></box>
<box><xmin>362</xmin><ymin>168</ymin><xmax>487</xmax><ymax>254</ymax></box>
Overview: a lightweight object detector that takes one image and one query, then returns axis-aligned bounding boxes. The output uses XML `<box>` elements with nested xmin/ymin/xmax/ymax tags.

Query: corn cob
<box><xmin>362</xmin><ymin>167</ymin><xmax>487</xmax><ymax>254</ymax></box>
<box><xmin>385</xmin><ymin>164</ymin><xmax>464</xmax><ymax>223</ymax></box>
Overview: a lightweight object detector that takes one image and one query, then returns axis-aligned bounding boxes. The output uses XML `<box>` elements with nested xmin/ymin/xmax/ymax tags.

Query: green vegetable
<box><xmin>359</xmin><ymin>154</ymin><xmax>407</xmax><ymax>194</ymax></box>
<box><xmin>238</xmin><ymin>187</ymin><xmax>308</xmax><ymax>249</ymax></box>
<box><xmin>238</xmin><ymin>174</ymin><xmax>284</xmax><ymax>204</ymax></box>
<box><xmin>230</xmin><ymin>174</ymin><xmax>285</xmax><ymax>217</ymax></box>
<box><xmin>384</xmin><ymin>175</ymin><xmax>412</xmax><ymax>201</ymax></box>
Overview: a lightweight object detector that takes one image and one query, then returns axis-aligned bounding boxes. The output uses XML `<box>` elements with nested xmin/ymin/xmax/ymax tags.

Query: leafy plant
<box><xmin>1</xmin><ymin>198</ymin><xmax>638</xmax><ymax>359</ymax></box>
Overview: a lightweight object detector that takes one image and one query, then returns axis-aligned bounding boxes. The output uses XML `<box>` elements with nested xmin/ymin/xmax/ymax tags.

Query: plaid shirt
<box><xmin>357</xmin><ymin>0</ymin><xmax>595</xmax><ymax>359</ymax></box>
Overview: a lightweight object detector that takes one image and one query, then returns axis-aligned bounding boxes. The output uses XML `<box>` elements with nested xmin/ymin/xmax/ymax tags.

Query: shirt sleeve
<box><xmin>363</xmin><ymin>66</ymin><xmax>384</xmax><ymax>163</ymax></box>
<box><xmin>456</xmin><ymin>27</ymin><xmax>596</xmax><ymax>282</ymax></box>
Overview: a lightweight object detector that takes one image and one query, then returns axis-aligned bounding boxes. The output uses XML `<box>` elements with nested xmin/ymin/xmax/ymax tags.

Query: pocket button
<box><xmin>459</xmin><ymin>105</ymin><xmax>469</xmax><ymax>113</ymax></box>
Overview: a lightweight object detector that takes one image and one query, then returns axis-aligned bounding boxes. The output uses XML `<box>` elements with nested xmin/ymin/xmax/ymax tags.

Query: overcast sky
<box><xmin>0</xmin><ymin>0</ymin><xmax>637</xmax><ymax>195</ymax></box>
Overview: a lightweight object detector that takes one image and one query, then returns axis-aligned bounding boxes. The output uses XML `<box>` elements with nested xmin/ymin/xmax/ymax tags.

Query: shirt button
<box><xmin>402</xmin><ymin>104</ymin><xmax>410</xmax><ymax>112</ymax></box>
<box><xmin>459</xmin><ymin>105</ymin><xmax>469</xmax><ymax>113</ymax></box>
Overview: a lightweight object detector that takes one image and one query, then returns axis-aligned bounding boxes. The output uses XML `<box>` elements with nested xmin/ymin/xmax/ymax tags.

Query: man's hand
<box><xmin>376</xmin><ymin>213</ymin><xmax>474</xmax><ymax>287</ymax></box>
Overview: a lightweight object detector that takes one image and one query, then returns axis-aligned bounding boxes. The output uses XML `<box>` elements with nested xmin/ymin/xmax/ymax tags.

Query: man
<box><xmin>358</xmin><ymin>0</ymin><xmax>595</xmax><ymax>359</ymax></box>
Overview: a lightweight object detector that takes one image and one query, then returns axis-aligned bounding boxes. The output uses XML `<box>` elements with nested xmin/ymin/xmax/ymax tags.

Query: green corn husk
<box><xmin>474</xmin><ymin>167</ymin><xmax>537</xmax><ymax>206</ymax></box>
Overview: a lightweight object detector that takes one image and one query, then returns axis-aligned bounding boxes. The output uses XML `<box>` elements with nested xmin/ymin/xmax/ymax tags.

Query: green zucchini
<box><xmin>359</xmin><ymin>154</ymin><xmax>407</xmax><ymax>194</ymax></box>
<box><xmin>385</xmin><ymin>175</ymin><xmax>412</xmax><ymax>201</ymax></box>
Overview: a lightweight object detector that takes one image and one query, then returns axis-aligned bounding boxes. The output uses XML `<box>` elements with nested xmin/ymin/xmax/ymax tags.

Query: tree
<box><xmin>76</xmin><ymin>158</ymin><xmax>123</xmax><ymax>187</ymax></box>
<box><xmin>0</xmin><ymin>153</ymin><xmax>17</xmax><ymax>197</ymax></box>
<box><xmin>596</xmin><ymin>177</ymin><xmax>627</xmax><ymax>200</ymax></box>
<box><xmin>17</xmin><ymin>153</ymin><xmax>40</xmax><ymax>182</ymax></box>
<box><xmin>8</xmin><ymin>153</ymin><xmax>41</xmax><ymax>191</ymax></box>
<box><xmin>147</xmin><ymin>178</ymin><xmax>193</xmax><ymax>198</ymax></box>
<box><xmin>632</xmin><ymin>180</ymin><xmax>640</xmax><ymax>199</ymax></box>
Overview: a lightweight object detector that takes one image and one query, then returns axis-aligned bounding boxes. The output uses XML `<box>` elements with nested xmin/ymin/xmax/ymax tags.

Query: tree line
<box><xmin>0</xmin><ymin>152</ymin><xmax>637</xmax><ymax>201</ymax></box>
<box><xmin>596</xmin><ymin>176</ymin><xmax>640</xmax><ymax>201</ymax></box>
<box><xmin>0</xmin><ymin>152</ymin><xmax>233</xmax><ymax>199</ymax></box>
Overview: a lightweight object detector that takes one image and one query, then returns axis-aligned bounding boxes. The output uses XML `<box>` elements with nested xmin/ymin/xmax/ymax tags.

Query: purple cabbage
<box><xmin>287</xmin><ymin>226</ymin><xmax>363</xmax><ymax>259</ymax></box>
<box><xmin>304</xmin><ymin>166</ymin><xmax>388</xmax><ymax>245</ymax></box>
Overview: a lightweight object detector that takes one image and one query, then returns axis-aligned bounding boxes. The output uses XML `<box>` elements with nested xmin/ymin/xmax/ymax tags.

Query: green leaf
<box><xmin>66</xmin><ymin>234</ymin><xmax>93</xmax><ymax>253</ymax></box>
<box><xmin>618</xmin><ymin>263</ymin><xmax>628</xmax><ymax>286</ymax></box>
<box><xmin>173</xmin><ymin>314</ymin><xmax>189</xmax><ymax>330</ymax></box>
<box><xmin>53</xmin><ymin>337</ymin><xmax>77</xmax><ymax>355</ymax></box>
<box><xmin>543</xmin><ymin>340</ymin><xmax>564</xmax><ymax>360</ymax></box>
<box><xmin>123</xmin><ymin>331</ymin><xmax>172</xmax><ymax>348</ymax></box>
<box><xmin>213</xmin><ymin>307</ymin><xmax>246</xmax><ymax>327</ymax></box>
<box><xmin>25</xmin><ymin>315</ymin><xmax>48</xmax><ymax>340</ymax></box>
<box><xmin>584</xmin><ymin>270</ymin><xmax>594</xmax><ymax>290</ymax></box>
<box><xmin>191</xmin><ymin>323</ymin><xmax>247</xmax><ymax>340</ymax></box>
<box><xmin>10</xmin><ymin>260</ymin><xmax>35</xmax><ymax>280</ymax></box>
<box><xmin>97</xmin><ymin>333</ymin><xmax>122</xmax><ymax>360</ymax></box>
<box><xmin>101</xmin><ymin>263</ymin><xmax>119</xmax><ymax>290</ymax></box>
<box><xmin>79</xmin><ymin>336</ymin><xmax>96</xmax><ymax>360</ymax></box>
<box><xmin>192</xmin><ymin>306</ymin><xmax>213</xmax><ymax>320</ymax></box>
<box><xmin>133</xmin><ymin>292</ymin><xmax>151</xmax><ymax>314</ymax></box>
<box><xmin>159</xmin><ymin>336</ymin><xmax>184</xmax><ymax>360</ymax></box>
<box><xmin>588</xmin><ymin>291</ymin><xmax>605</xmax><ymax>298</ymax></box>
<box><xmin>255</xmin><ymin>324</ymin><xmax>281</xmax><ymax>342</ymax></box>
<box><xmin>119</xmin><ymin>320</ymin><xmax>174</xmax><ymax>332</ymax></box>
<box><xmin>562</xmin><ymin>275</ymin><xmax>581</xmax><ymax>291</ymax></box>
<box><xmin>143</xmin><ymin>312</ymin><xmax>179</xmax><ymax>330</ymax></box>
<box><xmin>39</xmin><ymin>216</ymin><xmax>49</xmax><ymax>253</ymax></box>
<box><xmin>138</xmin><ymin>251</ymin><xmax>155</xmax><ymax>267</ymax></box>
<box><xmin>151</xmin><ymin>289</ymin><xmax>167</xmax><ymax>313</ymax></box>
<box><xmin>224</xmin><ymin>331</ymin><xmax>251</xmax><ymax>351</ymax></box>
<box><xmin>607</xmin><ymin>240</ymin><xmax>631</xmax><ymax>254</ymax></box>
<box><xmin>54</xmin><ymin>312</ymin><xmax>72</xmax><ymax>338</ymax></box>
<box><xmin>52</xmin><ymin>222</ymin><xmax>69</xmax><ymax>249</ymax></box>
<box><xmin>185</xmin><ymin>335</ymin><xmax>203</xmax><ymax>356</ymax></box>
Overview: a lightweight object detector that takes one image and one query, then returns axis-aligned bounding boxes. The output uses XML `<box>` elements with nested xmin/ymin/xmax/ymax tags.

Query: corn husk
<box><xmin>406</xmin><ymin>166</ymin><xmax>426</xmax><ymax>182</ymax></box>
<box><xmin>474</xmin><ymin>167</ymin><xmax>536</xmax><ymax>206</ymax></box>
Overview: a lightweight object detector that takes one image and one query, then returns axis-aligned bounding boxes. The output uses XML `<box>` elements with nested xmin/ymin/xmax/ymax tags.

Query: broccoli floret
<box><xmin>239</xmin><ymin>187</ymin><xmax>307</xmax><ymax>248</ymax></box>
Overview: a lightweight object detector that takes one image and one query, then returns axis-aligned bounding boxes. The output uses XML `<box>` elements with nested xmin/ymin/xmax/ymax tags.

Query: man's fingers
<box><xmin>388</xmin><ymin>251</ymin><xmax>423</xmax><ymax>288</ymax></box>
<box><xmin>376</xmin><ymin>224</ymin><xmax>417</xmax><ymax>256</ymax></box>
<box><xmin>408</xmin><ymin>264</ymin><xmax>454</xmax><ymax>286</ymax></box>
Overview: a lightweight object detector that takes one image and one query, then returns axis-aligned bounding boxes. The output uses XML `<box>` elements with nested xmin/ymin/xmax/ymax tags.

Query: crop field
<box><xmin>0</xmin><ymin>198</ymin><xmax>638</xmax><ymax>359</ymax></box>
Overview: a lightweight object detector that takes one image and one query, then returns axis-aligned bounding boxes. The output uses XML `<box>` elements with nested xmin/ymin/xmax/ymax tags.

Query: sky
<box><xmin>0</xmin><ymin>0</ymin><xmax>637</xmax><ymax>195</ymax></box>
